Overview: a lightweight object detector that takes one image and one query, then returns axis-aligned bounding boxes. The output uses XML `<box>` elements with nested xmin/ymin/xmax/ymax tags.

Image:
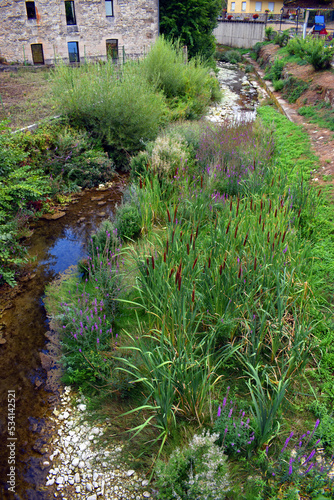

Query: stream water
<box><xmin>0</xmin><ymin>178</ymin><xmax>126</xmax><ymax>499</ymax></box>
<box><xmin>0</xmin><ymin>62</ymin><xmax>260</xmax><ymax>499</ymax></box>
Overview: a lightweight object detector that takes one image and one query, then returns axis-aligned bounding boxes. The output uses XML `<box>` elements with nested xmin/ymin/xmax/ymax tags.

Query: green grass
<box><xmin>298</xmin><ymin>102</ymin><xmax>334</xmax><ymax>132</ymax></box>
<box><xmin>0</xmin><ymin>67</ymin><xmax>54</xmax><ymax>130</ymax></box>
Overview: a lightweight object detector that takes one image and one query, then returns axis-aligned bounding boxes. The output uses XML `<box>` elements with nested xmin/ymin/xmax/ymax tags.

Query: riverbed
<box><xmin>0</xmin><ymin>61</ymin><xmax>262</xmax><ymax>499</ymax></box>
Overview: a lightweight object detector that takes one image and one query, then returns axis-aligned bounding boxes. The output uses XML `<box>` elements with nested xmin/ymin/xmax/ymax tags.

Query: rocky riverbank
<box><xmin>45</xmin><ymin>387</ymin><xmax>153</xmax><ymax>500</ymax></box>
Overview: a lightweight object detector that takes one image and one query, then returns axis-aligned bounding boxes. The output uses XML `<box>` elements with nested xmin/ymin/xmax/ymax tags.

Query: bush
<box><xmin>264</xmin><ymin>57</ymin><xmax>285</xmax><ymax>82</ymax></box>
<box><xmin>216</xmin><ymin>49</ymin><xmax>242</xmax><ymax>64</ymax></box>
<box><xmin>0</xmin><ymin>121</ymin><xmax>51</xmax><ymax>286</ymax></box>
<box><xmin>52</xmin><ymin>61</ymin><xmax>167</xmax><ymax>168</ymax></box>
<box><xmin>155</xmin><ymin>432</ymin><xmax>230</xmax><ymax>500</ymax></box>
<box><xmin>140</xmin><ymin>37</ymin><xmax>221</xmax><ymax>120</ymax></box>
<box><xmin>274</xmin><ymin>32</ymin><xmax>289</xmax><ymax>47</ymax></box>
<box><xmin>265</xmin><ymin>26</ymin><xmax>275</xmax><ymax>41</ymax></box>
<box><xmin>214</xmin><ymin>396</ymin><xmax>255</xmax><ymax>457</ymax></box>
<box><xmin>15</xmin><ymin>122</ymin><xmax>115</xmax><ymax>188</ymax></box>
<box><xmin>273</xmin><ymin>79</ymin><xmax>285</xmax><ymax>91</ymax></box>
<box><xmin>251</xmin><ymin>42</ymin><xmax>265</xmax><ymax>60</ymax></box>
<box><xmin>304</xmin><ymin>38</ymin><xmax>334</xmax><ymax>71</ymax></box>
<box><xmin>114</xmin><ymin>203</ymin><xmax>141</xmax><ymax>240</ymax></box>
<box><xmin>286</xmin><ymin>37</ymin><xmax>334</xmax><ymax>71</ymax></box>
<box><xmin>282</xmin><ymin>76</ymin><xmax>308</xmax><ymax>103</ymax></box>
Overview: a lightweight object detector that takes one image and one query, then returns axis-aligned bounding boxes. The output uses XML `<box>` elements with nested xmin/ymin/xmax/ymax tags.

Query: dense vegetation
<box><xmin>159</xmin><ymin>0</ymin><xmax>222</xmax><ymax>59</ymax></box>
<box><xmin>251</xmin><ymin>35</ymin><xmax>334</xmax><ymax>107</ymax></box>
<box><xmin>2</xmin><ymin>32</ymin><xmax>334</xmax><ymax>498</ymax></box>
<box><xmin>0</xmin><ymin>38</ymin><xmax>219</xmax><ymax>287</ymax></box>
<box><xmin>45</xmin><ymin>104</ymin><xmax>334</xmax><ymax>498</ymax></box>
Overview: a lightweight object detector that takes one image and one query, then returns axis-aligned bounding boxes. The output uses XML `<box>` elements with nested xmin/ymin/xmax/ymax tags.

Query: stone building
<box><xmin>0</xmin><ymin>0</ymin><xmax>159</xmax><ymax>64</ymax></box>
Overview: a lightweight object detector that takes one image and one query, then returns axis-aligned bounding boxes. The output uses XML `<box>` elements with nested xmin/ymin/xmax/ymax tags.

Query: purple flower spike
<box><xmin>217</xmin><ymin>406</ymin><xmax>221</xmax><ymax>418</ymax></box>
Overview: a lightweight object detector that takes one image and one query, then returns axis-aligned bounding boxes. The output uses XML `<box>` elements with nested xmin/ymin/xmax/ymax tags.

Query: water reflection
<box><xmin>0</xmin><ymin>179</ymin><xmax>125</xmax><ymax>499</ymax></box>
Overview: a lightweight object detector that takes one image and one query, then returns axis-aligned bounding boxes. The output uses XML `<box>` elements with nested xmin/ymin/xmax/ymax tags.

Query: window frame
<box><xmin>105</xmin><ymin>0</ymin><xmax>114</xmax><ymax>17</ymax></box>
<box><xmin>242</xmin><ymin>1</ymin><xmax>246</xmax><ymax>11</ymax></box>
<box><xmin>255</xmin><ymin>1</ymin><xmax>262</xmax><ymax>11</ymax></box>
<box><xmin>268</xmin><ymin>2</ymin><xmax>274</xmax><ymax>11</ymax></box>
<box><xmin>65</xmin><ymin>1</ymin><xmax>77</xmax><ymax>25</ymax></box>
<box><xmin>26</xmin><ymin>1</ymin><xmax>37</xmax><ymax>19</ymax></box>
<box><xmin>231</xmin><ymin>2</ymin><xmax>235</xmax><ymax>11</ymax></box>
<box><xmin>68</xmin><ymin>41</ymin><xmax>80</xmax><ymax>63</ymax></box>
<box><xmin>106</xmin><ymin>39</ymin><xmax>118</xmax><ymax>60</ymax></box>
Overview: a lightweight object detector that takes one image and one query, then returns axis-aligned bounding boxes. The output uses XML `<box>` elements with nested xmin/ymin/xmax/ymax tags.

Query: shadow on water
<box><xmin>0</xmin><ymin>176</ymin><xmax>126</xmax><ymax>499</ymax></box>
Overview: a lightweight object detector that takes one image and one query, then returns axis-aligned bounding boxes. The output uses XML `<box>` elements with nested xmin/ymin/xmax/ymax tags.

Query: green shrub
<box><xmin>264</xmin><ymin>57</ymin><xmax>285</xmax><ymax>82</ymax></box>
<box><xmin>139</xmin><ymin>37</ymin><xmax>221</xmax><ymax>120</ymax></box>
<box><xmin>286</xmin><ymin>37</ymin><xmax>305</xmax><ymax>57</ymax></box>
<box><xmin>216</xmin><ymin>49</ymin><xmax>242</xmax><ymax>64</ymax></box>
<box><xmin>281</xmin><ymin>76</ymin><xmax>308</xmax><ymax>103</ymax></box>
<box><xmin>304</xmin><ymin>38</ymin><xmax>334</xmax><ymax>71</ymax></box>
<box><xmin>265</xmin><ymin>26</ymin><xmax>275</xmax><ymax>41</ymax></box>
<box><xmin>155</xmin><ymin>432</ymin><xmax>230</xmax><ymax>500</ymax></box>
<box><xmin>286</xmin><ymin>37</ymin><xmax>334</xmax><ymax>71</ymax></box>
<box><xmin>115</xmin><ymin>203</ymin><xmax>141</xmax><ymax>240</ymax></box>
<box><xmin>273</xmin><ymin>79</ymin><xmax>285</xmax><ymax>91</ymax></box>
<box><xmin>251</xmin><ymin>42</ymin><xmax>265</xmax><ymax>60</ymax></box>
<box><xmin>214</xmin><ymin>397</ymin><xmax>255</xmax><ymax>457</ymax></box>
<box><xmin>52</xmin><ymin>61</ymin><xmax>167</xmax><ymax>168</ymax></box>
<box><xmin>0</xmin><ymin>121</ymin><xmax>51</xmax><ymax>286</ymax></box>
<box><xmin>274</xmin><ymin>31</ymin><xmax>289</xmax><ymax>47</ymax></box>
<box><xmin>15</xmin><ymin>122</ymin><xmax>114</xmax><ymax>188</ymax></box>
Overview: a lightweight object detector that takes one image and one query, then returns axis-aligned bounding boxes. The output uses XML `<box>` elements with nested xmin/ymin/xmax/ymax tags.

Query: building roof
<box><xmin>284</xmin><ymin>0</ymin><xmax>334</xmax><ymax>9</ymax></box>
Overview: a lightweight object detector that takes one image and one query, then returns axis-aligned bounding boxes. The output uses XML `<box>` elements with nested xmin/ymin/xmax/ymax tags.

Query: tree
<box><xmin>159</xmin><ymin>0</ymin><xmax>222</xmax><ymax>60</ymax></box>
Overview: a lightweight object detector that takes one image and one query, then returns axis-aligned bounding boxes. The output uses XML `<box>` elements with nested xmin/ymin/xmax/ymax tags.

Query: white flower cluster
<box><xmin>150</xmin><ymin>134</ymin><xmax>189</xmax><ymax>178</ymax></box>
<box><xmin>186</xmin><ymin>431</ymin><xmax>230</xmax><ymax>500</ymax></box>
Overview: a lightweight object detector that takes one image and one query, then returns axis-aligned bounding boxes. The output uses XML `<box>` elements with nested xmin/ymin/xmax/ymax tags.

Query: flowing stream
<box><xmin>0</xmin><ymin>61</ymin><xmax>261</xmax><ymax>499</ymax></box>
<box><xmin>0</xmin><ymin>178</ymin><xmax>126</xmax><ymax>499</ymax></box>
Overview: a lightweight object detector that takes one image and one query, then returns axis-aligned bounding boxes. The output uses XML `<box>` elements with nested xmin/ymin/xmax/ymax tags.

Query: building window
<box><xmin>242</xmin><ymin>1</ymin><xmax>246</xmax><ymax>11</ymax></box>
<box><xmin>105</xmin><ymin>0</ymin><xmax>113</xmax><ymax>17</ymax></box>
<box><xmin>31</xmin><ymin>44</ymin><xmax>44</xmax><ymax>64</ymax></box>
<box><xmin>65</xmin><ymin>1</ymin><xmax>76</xmax><ymax>25</ymax></box>
<box><xmin>255</xmin><ymin>1</ymin><xmax>262</xmax><ymax>11</ymax></box>
<box><xmin>268</xmin><ymin>2</ymin><xmax>274</xmax><ymax>11</ymax></box>
<box><xmin>26</xmin><ymin>1</ymin><xmax>36</xmax><ymax>19</ymax></box>
<box><xmin>231</xmin><ymin>2</ymin><xmax>235</xmax><ymax>11</ymax></box>
<box><xmin>106</xmin><ymin>39</ymin><xmax>118</xmax><ymax>60</ymax></box>
<box><xmin>68</xmin><ymin>41</ymin><xmax>79</xmax><ymax>62</ymax></box>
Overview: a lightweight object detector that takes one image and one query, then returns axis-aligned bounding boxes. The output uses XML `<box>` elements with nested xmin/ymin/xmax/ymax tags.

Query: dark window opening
<box><xmin>31</xmin><ymin>44</ymin><xmax>44</xmax><ymax>64</ymax></box>
<box><xmin>105</xmin><ymin>0</ymin><xmax>113</xmax><ymax>17</ymax></box>
<box><xmin>68</xmin><ymin>41</ymin><xmax>79</xmax><ymax>63</ymax></box>
<box><xmin>65</xmin><ymin>1</ymin><xmax>76</xmax><ymax>25</ymax></box>
<box><xmin>26</xmin><ymin>1</ymin><xmax>36</xmax><ymax>19</ymax></box>
<box><xmin>106</xmin><ymin>39</ymin><xmax>118</xmax><ymax>60</ymax></box>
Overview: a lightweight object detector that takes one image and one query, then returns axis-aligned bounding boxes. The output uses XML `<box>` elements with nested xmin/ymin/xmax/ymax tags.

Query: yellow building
<box><xmin>227</xmin><ymin>0</ymin><xmax>284</xmax><ymax>15</ymax></box>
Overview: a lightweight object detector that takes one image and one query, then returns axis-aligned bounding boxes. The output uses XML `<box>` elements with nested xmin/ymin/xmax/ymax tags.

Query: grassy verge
<box><xmin>45</xmin><ymin>105</ymin><xmax>334</xmax><ymax>499</ymax></box>
<box><xmin>0</xmin><ymin>67</ymin><xmax>54</xmax><ymax>130</ymax></box>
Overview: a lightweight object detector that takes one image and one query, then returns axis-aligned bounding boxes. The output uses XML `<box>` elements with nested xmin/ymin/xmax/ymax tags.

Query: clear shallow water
<box><xmin>0</xmin><ymin>179</ymin><xmax>126</xmax><ymax>499</ymax></box>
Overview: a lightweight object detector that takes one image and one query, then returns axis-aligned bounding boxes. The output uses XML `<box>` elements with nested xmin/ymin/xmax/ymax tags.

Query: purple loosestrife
<box><xmin>281</xmin><ymin>431</ymin><xmax>294</xmax><ymax>453</ymax></box>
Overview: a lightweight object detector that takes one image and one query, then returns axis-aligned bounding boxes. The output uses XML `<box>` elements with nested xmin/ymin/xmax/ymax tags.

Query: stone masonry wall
<box><xmin>0</xmin><ymin>0</ymin><xmax>159</xmax><ymax>64</ymax></box>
